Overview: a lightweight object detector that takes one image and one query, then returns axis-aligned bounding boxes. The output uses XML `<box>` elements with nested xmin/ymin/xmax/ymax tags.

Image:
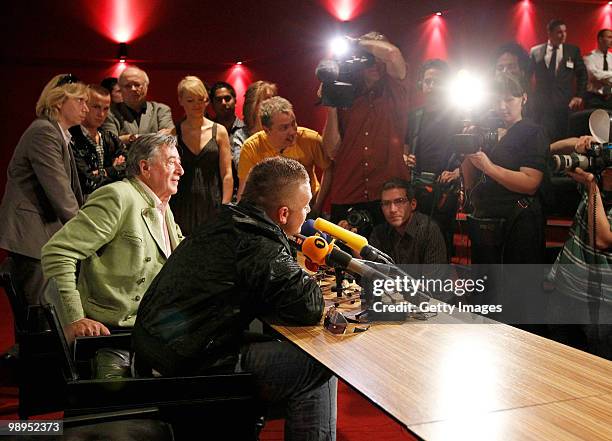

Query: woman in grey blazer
<box><xmin>0</xmin><ymin>74</ymin><xmax>87</xmax><ymax>307</ymax></box>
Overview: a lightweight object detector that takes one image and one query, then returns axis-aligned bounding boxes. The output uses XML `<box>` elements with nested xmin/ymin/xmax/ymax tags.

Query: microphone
<box><xmin>300</xmin><ymin>219</ymin><xmax>330</xmax><ymax>241</ymax></box>
<box><xmin>313</xmin><ymin>218</ymin><xmax>395</xmax><ymax>265</ymax></box>
<box><xmin>301</xmin><ymin>235</ymin><xmax>386</xmax><ymax>281</ymax></box>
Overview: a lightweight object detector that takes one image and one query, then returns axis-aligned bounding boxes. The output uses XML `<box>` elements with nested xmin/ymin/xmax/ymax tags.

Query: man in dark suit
<box><xmin>0</xmin><ymin>74</ymin><xmax>86</xmax><ymax>306</ymax></box>
<box><xmin>529</xmin><ymin>19</ymin><xmax>587</xmax><ymax>141</ymax></box>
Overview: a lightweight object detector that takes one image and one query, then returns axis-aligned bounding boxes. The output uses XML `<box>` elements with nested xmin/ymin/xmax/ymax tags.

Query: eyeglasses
<box><xmin>380</xmin><ymin>197</ymin><xmax>410</xmax><ymax>208</ymax></box>
<box><xmin>323</xmin><ymin>306</ymin><xmax>370</xmax><ymax>335</ymax></box>
<box><xmin>56</xmin><ymin>74</ymin><xmax>79</xmax><ymax>88</ymax></box>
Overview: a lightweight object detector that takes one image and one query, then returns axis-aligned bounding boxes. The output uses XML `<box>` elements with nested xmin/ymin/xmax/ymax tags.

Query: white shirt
<box><xmin>584</xmin><ymin>49</ymin><xmax>612</xmax><ymax>94</ymax></box>
<box><xmin>136</xmin><ymin>178</ymin><xmax>172</xmax><ymax>257</ymax></box>
<box><xmin>59</xmin><ymin>124</ymin><xmax>72</xmax><ymax>147</ymax></box>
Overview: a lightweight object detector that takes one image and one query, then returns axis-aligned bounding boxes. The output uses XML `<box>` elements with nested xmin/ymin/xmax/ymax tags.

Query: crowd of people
<box><xmin>1</xmin><ymin>18</ymin><xmax>611</xmax><ymax>440</ymax></box>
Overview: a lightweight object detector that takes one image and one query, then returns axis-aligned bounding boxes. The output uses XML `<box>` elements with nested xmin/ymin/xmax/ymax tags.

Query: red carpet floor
<box><xmin>0</xmin><ymin>292</ymin><xmax>416</xmax><ymax>440</ymax></box>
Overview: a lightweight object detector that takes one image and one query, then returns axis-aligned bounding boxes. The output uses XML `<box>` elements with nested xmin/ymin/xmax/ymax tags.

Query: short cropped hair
<box><xmin>241</xmin><ymin>157</ymin><xmax>310</xmax><ymax>213</ymax></box>
<box><xmin>177</xmin><ymin>75</ymin><xmax>209</xmax><ymax>100</ymax></box>
<box><xmin>547</xmin><ymin>19</ymin><xmax>565</xmax><ymax>34</ymax></box>
<box><xmin>417</xmin><ymin>58</ymin><xmax>450</xmax><ymax>83</ymax></box>
<box><xmin>126</xmin><ymin>134</ymin><xmax>177</xmax><ymax>178</ymax></box>
<box><xmin>243</xmin><ymin>80</ymin><xmax>278</xmax><ymax>133</ymax></box>
<box><xmin>100</xmin><ymin>77</ymin><xmax>118</xmax><ymax>93</ymax></box>
<box><xmin>35</xmin><ymin>74</ymin><xmax>89</xmax><ymax>121</ymax></box>
<box><xmin>597</xmin><ymin>28</ymin><xmax>612</xmax><ymax>41</ymax></box>
<box><xmin>209</xmin><ymin>81</ymin><xmax>236</xmax><ymax>98</ymax></box>
<box><xmin>381</xmin><ymin>178</ymin><xmax>415</xmax><ymax>200</ymax></box>
<box><xmin>259</xmin><ymin>96</ymin><xmax>293</xmax><ymax>129</ymax></box>
<box><xmin>87</xmin><ymin>84</ymin><xmax>110</xmax><ymax>99</ymax></box>
<box><xmin>494</xmin><ymin>42</ymin><xmax>530</xmax><ymax>74</ymax></box>
<box><xmin>119</xmin><ymin>66</ymin><xmax>150</xmax><ymax>86</ymax></box>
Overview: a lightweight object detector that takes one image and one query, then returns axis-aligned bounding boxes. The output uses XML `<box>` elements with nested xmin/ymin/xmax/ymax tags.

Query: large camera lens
<box><xmin>550</xmin><ymin>153</ymin><xmax>591</xmax><ymax>173</ymax></box>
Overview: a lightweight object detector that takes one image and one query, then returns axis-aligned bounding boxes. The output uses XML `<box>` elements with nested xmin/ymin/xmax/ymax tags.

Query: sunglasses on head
<box><xmin>324</xmin><ymin>306</ymin><xmax>370</xmax><ymax>335</ymax></box>
<box><xmin>56</xmin><ymin>74</ymin><xmax>79</xmax><ymax>88</ymax></box>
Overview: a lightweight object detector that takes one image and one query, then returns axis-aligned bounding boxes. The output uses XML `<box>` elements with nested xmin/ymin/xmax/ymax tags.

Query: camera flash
<box><xmin>330</xmin><ymin>37</ymin><xmax>350</xmax><ymax>57</ymax></box>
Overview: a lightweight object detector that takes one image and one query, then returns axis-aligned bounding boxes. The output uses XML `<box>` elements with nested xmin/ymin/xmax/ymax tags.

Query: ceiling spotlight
<box><xmin>236</xmin><ymin>61</ymin><xmax>243</xmax><ymax>65</ymax></box>
<box><xmin>436</xmin><ymin>11</ymin><xmax>442</xmax><ymax>16</ymax></box>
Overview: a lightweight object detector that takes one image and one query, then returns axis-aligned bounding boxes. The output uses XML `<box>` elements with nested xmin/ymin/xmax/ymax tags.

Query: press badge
<box><xmin>566</xmin><ymin>58</ymin><xmax>574</xmax><ymax>69</ymax></box>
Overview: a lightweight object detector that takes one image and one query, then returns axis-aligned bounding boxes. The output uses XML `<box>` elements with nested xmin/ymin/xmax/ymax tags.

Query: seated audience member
<box><xmin>232</xmin><ymin>80</ymin><xmax>278</xmax><ymax>168</ymax></box>
<box><xmin>69</xmin><ymin>84</ymin><xmax>127</xmax><ymax>197</ymax></box>
<box><xmin>548</xmin><ymin>160</ymin><xmax>612</xmax><ymax>359</ymax></box>
<box><xmin>405</xmin><ymin>59</ymin><xmax>461</xmax><ymax>257</ymax></box>
<box><xmin>133</xmin><ymin>157</ymin><xmax>337</xmax><ymax>440</ymax></box>
<box><xmin>462</xmin><ymin>72</ymin><xmax>548</xmax><ymax>264</ymax></box>
<box><xmin>370</xmin><ymin>178</ymin><xmax>447</xmax><ymax>265</ymax></box>
<box><xmin>42</xmin><ymin>134</ymin><xmax>184</xmax><ymax>337</ymax></box>
<box><xmin>102</xmin><ymin>66</ymin><xmax>174</xmax><ymax>145</ymax></box>
<box><xmin>0</xmin><ymin>74</ymin><xmax>86</xmax><ymax>306</ymax></box>
<box><xmin>237</xmin><ymin>96</ymin><xmax>331</xmax><ymax>212</ymax></box>
<box><xmin>170</xmin><ymin>76</ymin><xmax>233</xmax><ymax>236</ymax></box>
<box><xmin>583</xmin><ymin>29</ymin><xmax>612</xmax><ymax>110</ymax></box>
<box><xmin>100</xmin><ymin>77</ymin><xmax>123</xmax><ymax>104</ymax></box>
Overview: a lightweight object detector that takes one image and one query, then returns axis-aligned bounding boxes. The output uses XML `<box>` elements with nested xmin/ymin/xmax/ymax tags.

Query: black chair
<box><xmin>0</xmin><ymin>257</ymin><xmax>28</xmax><ymax>336</ymax></box>
<box><xmin>34</xmin><ymin>303</ymin><xmax>260</xmax><ymax>440</ymax></box>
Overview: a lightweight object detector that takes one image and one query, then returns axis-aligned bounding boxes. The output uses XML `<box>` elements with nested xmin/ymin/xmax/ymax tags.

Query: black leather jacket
<box><xmin>133</xmin><ymin>202</ymin><xmax>324</xmax><ymax>375</ymax></box>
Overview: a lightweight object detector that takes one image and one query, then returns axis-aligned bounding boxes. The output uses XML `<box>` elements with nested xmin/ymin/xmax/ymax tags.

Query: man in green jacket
<box><xmin>42</xmin><ymin>133</ymin><xmax>184</xmax><ymax>337</ymax></box>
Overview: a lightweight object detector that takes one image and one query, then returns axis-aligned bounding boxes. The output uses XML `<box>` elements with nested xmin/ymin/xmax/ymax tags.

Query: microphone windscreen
<box><xmin>313</xmin><ymin>217</ymin><xmax>368</xmax><ymax>252</ymax></box>
<box><xmin>300</xmin><ymin>219</ymin><xmax>330</xmax><ymax>241</ymax></box>
<box><xmin>302</xmin><ymin>236</ymin><xmax>331</xmax><ymax>265</ymax></box>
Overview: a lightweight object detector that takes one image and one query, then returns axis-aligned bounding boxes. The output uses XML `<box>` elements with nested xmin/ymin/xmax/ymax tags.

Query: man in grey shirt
<box><xmin>102</xmin><ymin>66</ymin><xmax>174</xmax><ymax>145</ymax></box>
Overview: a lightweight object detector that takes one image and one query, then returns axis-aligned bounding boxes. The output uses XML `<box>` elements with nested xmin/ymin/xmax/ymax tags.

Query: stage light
<box><xmin>418</xmin><ymin>13</ymin><xmax>448</xmax><ymax>60</ymax></box>
<box><xmin>236</xmin><ymin>61</ymin><xmax>243</xmax><ymax>65</ymax></box>
<box><xmin>320</xmin><ymin>0</ymin><xmax>368</xmax><ymax>21</ymax></box>
<box><xmin>513</xmin><ymin>0</ymin><xmax>536</xmax><ymax>50</ymax></box>
<box><xmin>117</xmin><ymin>42</ymin><xmax>128</xmax><ymax>63</ymax></box>
<box><xmin>330</xmin><ymin>36</ymin><xmax>350</xmax><ymax>57</ymax></box>
<box><xmin>436</xmin><ymin>11</ymin><xmax>442</xmax><ymax>16</ymax></box>
<box><xmin>448</xmin><ymin>70</ymin><xmax>486</xmax><ymax>112</ymax></box>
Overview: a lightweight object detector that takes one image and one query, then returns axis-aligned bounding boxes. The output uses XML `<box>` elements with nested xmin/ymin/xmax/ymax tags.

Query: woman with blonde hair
<box><xmin>170</xmin><ymin>75</ymin><xmax>233</xmax><ymax>235</ymax></box>
<box><xmin>0</xmin><ymin>73</ymin><xmax>88</xmax><ymax>307</ymax></box>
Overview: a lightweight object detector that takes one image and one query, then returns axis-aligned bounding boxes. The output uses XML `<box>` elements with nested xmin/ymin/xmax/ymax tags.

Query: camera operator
<box><xmin>405</xmin><ymin>59</ymin><xmax>462</xmax><ymax>258</ymax></box>
<box><xmin>321</xmin><ymin>31</ymin><xmax>409</xmax><ymax>227</ymax></box>
<box><xmin>462</xmin><ymin>72</ymin><xmax>548</xmax><ymax>264</ymax></box>
<box><xmin>547</xmin><ymin>157</ymin><xmax>612</xmax><ymax>359</ymax></box>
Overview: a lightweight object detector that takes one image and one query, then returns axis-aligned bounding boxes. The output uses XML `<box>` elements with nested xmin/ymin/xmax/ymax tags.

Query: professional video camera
<box><xmin>315</xmin><ymin>37</ymin><xmax>375</xmax><ymax>108</ymax></box>
<box><xmin>450</xmin><ymin>111</ymin><xmax>504</xmax><ymax>155</ymax></box>
<box><xmin>551</xmin><ymin>110</ymin><xmax>612</xmax><ymax>174</ymax></box>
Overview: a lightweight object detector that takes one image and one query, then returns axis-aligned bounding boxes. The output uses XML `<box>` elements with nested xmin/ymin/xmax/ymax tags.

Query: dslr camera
<box><xmin>315</xmin><ymin>39</ymin><xmax>375</xmax><ymax>108</ymax></box>
<box><xmin>551</xmin><ymin>143</ymin><xmax>612</xmax><ymax>173</ymax></box>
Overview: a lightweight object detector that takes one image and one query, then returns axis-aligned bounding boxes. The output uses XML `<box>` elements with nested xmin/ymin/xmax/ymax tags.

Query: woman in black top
<box><xmin>462</xmin><ymin>72</ymin><xmax>548</xmax><ymax>263</ymax></box>
<box><xmin>170</xmin><ymin>76</ymin><xmax>233</xmax><ymax>236</ymax></box>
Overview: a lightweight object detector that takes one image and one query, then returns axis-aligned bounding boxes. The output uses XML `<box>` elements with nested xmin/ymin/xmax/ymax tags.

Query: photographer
<box><xmin>405</xmin><ymin>59</ymin><xmax>462</xmax><ymax>257</ymax></box>
<box><xmin>321</xmin><ymin>31</ymin><xmax>409</xmax><ymax>227</ymax></box>
<box><xmin>462</xmin><ymin>72</ymin><xmax>548</xmax><ymax>264</ymax></box>
<box><xmin>547</xmin><ymin>159</ymin><xmax>612</xmax><ymax>359</ymax></box>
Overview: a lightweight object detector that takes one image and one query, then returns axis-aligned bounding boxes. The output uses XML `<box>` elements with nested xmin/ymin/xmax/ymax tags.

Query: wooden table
<box><xmin>272</xmin><ymin>278</ymin><xmax>612</xmax><ymax>441</ymax></box>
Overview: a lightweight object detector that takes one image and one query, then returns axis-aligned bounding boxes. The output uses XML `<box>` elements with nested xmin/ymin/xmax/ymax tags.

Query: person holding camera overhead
<box><xmin>321</xmin><ymin>31</ymin><xmax>409</xmax><ymax>227</ymax></box>
<box><xmin>462</xmin><ymin>72</ymin><xmax>548</xmax><ymax>264</ymax></box>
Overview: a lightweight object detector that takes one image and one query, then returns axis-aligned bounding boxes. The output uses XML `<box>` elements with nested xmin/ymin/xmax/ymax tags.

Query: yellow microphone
<box><xmin>313</xmin><ymin>218</ymin><xmax>394</xmax><ymax>264</ymax></box>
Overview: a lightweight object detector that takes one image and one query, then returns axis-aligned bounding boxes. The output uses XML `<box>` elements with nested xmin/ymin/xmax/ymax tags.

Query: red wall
<box><xmin>0</xmin><ymin>0</ymin><xmax>607</xmax><ymax>196</ymax></box>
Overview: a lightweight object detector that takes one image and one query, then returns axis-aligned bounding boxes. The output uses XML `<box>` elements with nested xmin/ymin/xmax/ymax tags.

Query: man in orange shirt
<box><xmin>237</xmin><ymin>96</ymin><xmax>331</xmax><ymax>212</ymax></box>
